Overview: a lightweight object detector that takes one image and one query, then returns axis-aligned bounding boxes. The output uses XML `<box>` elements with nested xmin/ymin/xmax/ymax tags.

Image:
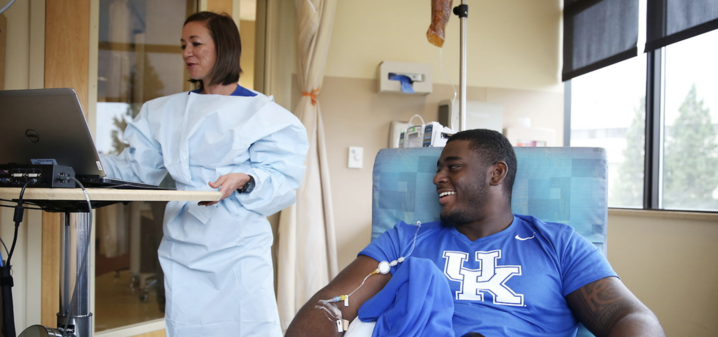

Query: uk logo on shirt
<box><xmin>442</xmin><ymin>250</ymin><xmax>524</xmax><ymax>306</ymax></box>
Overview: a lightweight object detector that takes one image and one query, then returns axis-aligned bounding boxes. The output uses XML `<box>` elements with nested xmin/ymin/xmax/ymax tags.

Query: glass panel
<box><xmin>94</xmin><ymin>0</ymin><xmax>261</xmax><ymax>331</ymax></box>
<box><xmin>570</xmin><ymin>0</ymin><xmax>647</xmax><ymax>209</ymax></box>
<box><xmin>661</xmin><ymin>29</ymin><xmax>718</xmax><ymax>211</ymax></box>
<box><xmin>94</xmin><ymin>0</ymin><xmax>197</xmax><ymax>331</ymax></box>
<box><xmin>570</xmin><ymin>54</ymin><xmax>647</xmax><ymax>208</ymax></box>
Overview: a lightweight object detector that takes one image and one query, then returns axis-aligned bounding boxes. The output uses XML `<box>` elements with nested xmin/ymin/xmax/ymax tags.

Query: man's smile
<box><xmin>438</xmin><ymin>190</ymin><xmax>455</xmax><ymax>206</ymax></box>
<box><xmin>439</xmin><ymin>191</ymin><xmax>455</xmax><ymax>198</ymax></box>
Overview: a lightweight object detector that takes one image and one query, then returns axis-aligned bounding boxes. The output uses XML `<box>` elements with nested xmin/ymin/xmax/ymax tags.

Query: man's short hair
<box><xmin>446</xmin><ymin>129</ymin><xmax>517</xmax><ymax>198</ymax></box>
<box><xmin>184</xmin><ymin>12</ymin><xmax>242</xmax><ymax>90</ymax></box>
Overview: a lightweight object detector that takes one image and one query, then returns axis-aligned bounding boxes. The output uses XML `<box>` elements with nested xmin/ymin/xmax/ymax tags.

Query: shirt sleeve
<box><xmin>561</xmin><ymin>229</ymin><xmax>618</xmax><ymax>296</ymax></box>
<box><xmin>358</xmin><ymin>222</ymin><xmax>412</xmax><ymax>275</ymax></box>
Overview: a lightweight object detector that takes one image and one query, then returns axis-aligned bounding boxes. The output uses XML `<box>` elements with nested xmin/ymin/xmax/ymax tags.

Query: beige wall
<box><xmin>326</xmin><ymin>0</ymin><xmax>562</xmax><ymax>92</ymax></box>
<box><xmin>608</xmin><ymin>212</ymin><xmax>718</xmax><ymax>336</ymax></box>
<box><xmin>239</xmin><ymin>19</ymin><xmax>255</xmax><ymax>90</ymax></box>
<box><xmin>4</xmin><ymin>0</ymin><xmax>31</xmax><ymax>90</ymax></box>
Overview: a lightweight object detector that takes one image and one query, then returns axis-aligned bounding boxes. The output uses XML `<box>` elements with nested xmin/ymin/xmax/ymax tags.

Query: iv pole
<box><xmin>454</xmin><ymin>1</ymin><xmax>468</xmax><ymax>131</ymax></box>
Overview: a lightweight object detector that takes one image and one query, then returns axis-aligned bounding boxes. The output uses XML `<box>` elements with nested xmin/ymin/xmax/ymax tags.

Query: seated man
<box><xmin>286</xmin><ymin>129</ymin><xmax>664</xmax><ymax>337</ymax></box>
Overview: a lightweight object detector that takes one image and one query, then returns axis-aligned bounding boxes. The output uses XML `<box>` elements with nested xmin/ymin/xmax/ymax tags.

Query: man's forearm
<box><xmin>285</xmin><ymin>289</ymin><xmax>347</xmax><ymax>337</ymax></box>
<box><xmin>606</xmin><ymin>311</ymin><xmax>665</xmax><ymax>337</ymax></box>
<box><xmin>285</xmin><ymin>256</ymin><xmax>391</xmax><ymax>336</ymax></box>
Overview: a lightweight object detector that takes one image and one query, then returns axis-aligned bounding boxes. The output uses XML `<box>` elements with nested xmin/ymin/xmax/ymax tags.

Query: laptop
<box><xmin>0</xmin><ymin>88</ymin><xmax>169</xmax><ymax>189</ymax></box>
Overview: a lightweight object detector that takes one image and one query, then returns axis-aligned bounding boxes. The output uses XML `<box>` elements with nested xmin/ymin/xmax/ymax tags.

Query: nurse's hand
<box><xmin>200</xmin><ymin>173</ymin><xmax>251</xmax><ymax>206</ymax></box>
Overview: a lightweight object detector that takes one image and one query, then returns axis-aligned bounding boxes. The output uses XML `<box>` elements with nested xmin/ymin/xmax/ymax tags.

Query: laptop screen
<box><xmin>0</xmin><ymin>88</ymin><xmax>106</xmax><ymax>177</ymax></box>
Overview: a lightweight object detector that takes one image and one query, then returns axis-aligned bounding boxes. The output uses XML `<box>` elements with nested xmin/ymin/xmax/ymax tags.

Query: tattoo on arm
<box><xmin>567</xmin><ymin>277</ymin><xmax>635</xmax><ymax>336</ymax></box>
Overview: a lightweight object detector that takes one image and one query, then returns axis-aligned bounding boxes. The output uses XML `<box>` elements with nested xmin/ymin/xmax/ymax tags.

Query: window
<box><xmin>661</xmin><ymin>30</ymin><xmax>718</xmax><ymax>211</ymax></box>
<box><xmin>567</xmin><ymin>0</ymin><xmax>718</xmax><ymax>212</ymax></box>
<box><xmin>95</xmin><ymin>1</ymin><xmax>199</xmax><ymax>331</ymax></box>
<box><xmin>570</xmin><ymin>54</ymin><xmax>646</xmax><ymax>208</ymax></box>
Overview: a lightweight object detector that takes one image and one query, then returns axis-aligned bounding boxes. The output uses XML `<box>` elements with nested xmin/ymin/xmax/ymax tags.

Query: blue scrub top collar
<box><xmin>189</xmin><ymin>84</ymin><xmax>257</xmax><ymax>97</ymax></box>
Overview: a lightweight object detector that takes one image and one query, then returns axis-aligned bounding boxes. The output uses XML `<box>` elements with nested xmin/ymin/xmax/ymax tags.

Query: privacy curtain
<box><xmin>277</xmin><ymin>0</ymin><xmax>339</xmax><ymax>331</ymax></box>
<box><xmin>562</xmin><ymin>0</ymin><xmax>639</xmax><ymax>81</ymax></box>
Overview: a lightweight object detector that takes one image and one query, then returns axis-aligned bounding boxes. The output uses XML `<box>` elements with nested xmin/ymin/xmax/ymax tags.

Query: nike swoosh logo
<box><xmin>515</xmin><ymin>233</ymin><xmax>535</xmax><ymax>241</ymax></box>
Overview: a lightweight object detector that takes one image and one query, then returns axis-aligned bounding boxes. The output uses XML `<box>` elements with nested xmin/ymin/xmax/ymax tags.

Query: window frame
<box><xmin>643</xmin><ymin>49</ymin><xmax>662</xmax><ymax>210</ymax></box>
<box><xmin>566</xmin><ymin>45</ymin><xmax>718</xmax><ymax>214</ymax></box>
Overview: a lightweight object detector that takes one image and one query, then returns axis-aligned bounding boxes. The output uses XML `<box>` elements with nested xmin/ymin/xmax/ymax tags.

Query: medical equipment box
<box><xmin>402</xmin><ymin>122</ymin><xmax>454</xmax><ymax>148</ymax></box>
<box><xmin>0</xmin><ymin>164</ymin><xmax>76</xmax><ymax>188</ymax></box>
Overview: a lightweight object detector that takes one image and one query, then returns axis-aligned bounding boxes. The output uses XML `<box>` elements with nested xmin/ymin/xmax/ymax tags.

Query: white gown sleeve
<box><xmin>235</xmin><ymin>112</ymin><xmax>309</xmax><ymax>216</ymax></box>
<box><xmin>100</xmin><ymin>103</ymin><xmax>168</xmax><ymax>185</ymax></box>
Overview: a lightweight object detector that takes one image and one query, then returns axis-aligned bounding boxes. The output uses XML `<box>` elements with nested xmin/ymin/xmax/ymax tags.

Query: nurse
<box><xmin>101</xmin><ymin>11</ymin><xmax>309</xmax><ymax>337</ymax></box>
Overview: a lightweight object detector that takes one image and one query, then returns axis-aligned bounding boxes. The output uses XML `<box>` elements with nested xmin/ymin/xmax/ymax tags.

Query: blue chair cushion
<box><xmin>371</xmin><ymin>147</ymin><xmax>608</xmax><ymax>255</ymax></box>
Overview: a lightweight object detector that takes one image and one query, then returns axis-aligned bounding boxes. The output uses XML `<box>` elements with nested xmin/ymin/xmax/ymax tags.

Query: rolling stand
<box><xmin>0</xmin><ymin>188</ymin><xmax>220</xmax><ymax>337</ymax></box>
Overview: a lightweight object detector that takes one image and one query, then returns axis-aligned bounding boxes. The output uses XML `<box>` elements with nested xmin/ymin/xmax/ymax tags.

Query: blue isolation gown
<box><xmin>101</xmin><ymin>86</ymin><xmax>309</xmax><ymax>337</ymax></box>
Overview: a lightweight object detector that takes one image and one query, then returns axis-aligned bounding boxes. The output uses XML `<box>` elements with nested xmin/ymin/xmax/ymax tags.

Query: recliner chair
<box><xmin>371</xmin><ymin>146</ymin><xmax>608</xmax><ymax>337</ymax></box>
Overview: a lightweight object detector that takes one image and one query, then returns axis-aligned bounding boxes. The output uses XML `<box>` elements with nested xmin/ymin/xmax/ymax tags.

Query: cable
<box><xmin>314</xmin><ymin>222</ymin><xmax>423</xmax><ymax>331</ymax></box>
<box><xmin>0</xmin><ymin>0</ymin><xmax>16</xmax><ymax>15</ymax></box>
<box><xmin>315</xmin><ymin>303</ymin><xmax>338</xmax><ymax>322</ymax></box>
<box><xmin>439</xmin><ymin>46</ymin><xmax>458</xmax><ymax>123</ymax></box>
<box><xmin>61</xmin><ymin>177</ymin><xmax>93</xmax><ymax>334</ymax></box>
<box><xmin>0</xmin><ymin>238</ymin><xmax>8</xmax><ymax>260</ymax></box>
<box><xmin>346</xmin><ymin>273</ymin><xmax>373</xmax><ymax>299</ymax></box>
<box><xmin>1</xmin><ymin>179</ymin><xmax>32</xmax><ymax>337</ymax></box>
<box><xmin>0</xmin><ymin>177</ymin><xmax>92</xmax><ymax>335</ymax></box>
<box><xmin>4</xmin><ymin>225</ymin><xmax>20</xmax><ymax>269</ymax></box>
<box><xmin>399</xmin><ymin>220</ymin><xmax>422</xmax><ymax>258</ymax></box>
<box><xmin>6</xmin><ymin>181</ymin><xmax>32</xmax><ymax>268</ymax></box>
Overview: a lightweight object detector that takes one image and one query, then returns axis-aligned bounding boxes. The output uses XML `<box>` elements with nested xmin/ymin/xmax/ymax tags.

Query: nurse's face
<box><xmin>181</xmin><ymin>21</ymin><xmax>217</xmax><ymax>84</ymax></box>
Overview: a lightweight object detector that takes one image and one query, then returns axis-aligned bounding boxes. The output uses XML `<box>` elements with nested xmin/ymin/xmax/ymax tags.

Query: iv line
<box><xmin>440</xmin><ymin>46</ymin><xmax>458</xmax><ymax>118</ymax></box>
<box><xmin>315</xmin><ymin>221</ymin><xmax>422</xmax><ymax>331</ymax></box>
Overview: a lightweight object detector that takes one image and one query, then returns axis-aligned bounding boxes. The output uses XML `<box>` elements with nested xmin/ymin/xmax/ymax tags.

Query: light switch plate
<box><xmin>348</xmin><ymin>146</ymin><xmax>363</xmax><ymax>169</ymax></box>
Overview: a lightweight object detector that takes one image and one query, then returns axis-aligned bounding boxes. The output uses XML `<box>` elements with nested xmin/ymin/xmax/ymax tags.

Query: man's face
<box><xmin>433</xmin><ymin>140</ymin><xmax>491</xmax><ymax>227</ymax></box>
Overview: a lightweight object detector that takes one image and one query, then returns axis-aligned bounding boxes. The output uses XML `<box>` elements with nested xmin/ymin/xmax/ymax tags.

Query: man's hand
<box><xmin>199</xmin><ymin>173</ymin><xmax>251</xmax><ymax>206</ymax></box>
<box><xmin>566</xmin><ymin>276</ymin><xmax>665</xmax><ymax>337</ymax></box>
<box><xmin>285</xmin><ymin>256</ymin><xmax>392</xmax><ymax>337</ymax></box>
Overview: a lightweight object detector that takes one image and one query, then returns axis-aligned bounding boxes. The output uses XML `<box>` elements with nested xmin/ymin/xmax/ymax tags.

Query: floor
<box><xmin>95</xmin><ymin>269</ymin><xmax>165</xmax><ymax>332</ymax></box>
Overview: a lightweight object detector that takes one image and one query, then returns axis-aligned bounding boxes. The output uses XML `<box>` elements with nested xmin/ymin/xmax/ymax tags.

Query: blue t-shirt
<box><xmin>359</xmin><ymin>214</ymin><xmax>617</xmax><ymax>337</ymax></box>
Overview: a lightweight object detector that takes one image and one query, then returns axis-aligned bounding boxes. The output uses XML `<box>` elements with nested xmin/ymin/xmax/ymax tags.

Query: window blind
<box><xmin>645</xmin><ymin>0</ymin><xmax>718</xmax><ymax>52</ymax></box>
<box><xmin>562</xmin><ymin>0</ymin><xmax>639</xmax><ymax>81</ymax></box>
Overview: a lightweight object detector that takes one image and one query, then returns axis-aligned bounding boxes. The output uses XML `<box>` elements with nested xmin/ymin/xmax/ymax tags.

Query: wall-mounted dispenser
<box><xmin>377</xmin><ymin>61</ymin><xmax>432</xmax><ymax>95</ymax></box>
